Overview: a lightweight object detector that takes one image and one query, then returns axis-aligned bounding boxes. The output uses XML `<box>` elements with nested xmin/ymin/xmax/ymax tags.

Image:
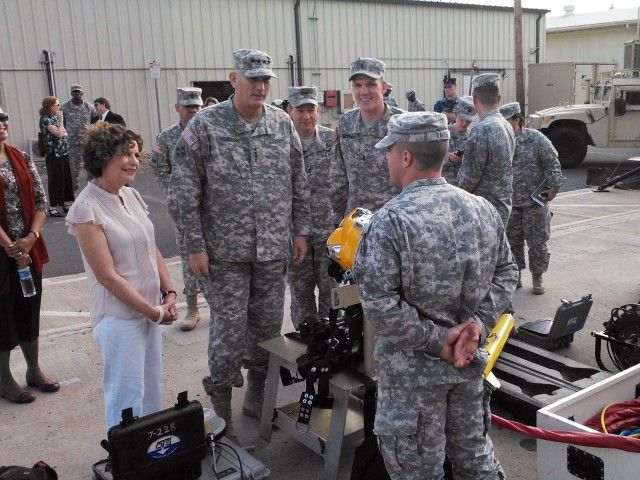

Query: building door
<box><xmin>193</xmin><ymin>81</ymin><xmax>234</xmax><ymax>104</ymax></box>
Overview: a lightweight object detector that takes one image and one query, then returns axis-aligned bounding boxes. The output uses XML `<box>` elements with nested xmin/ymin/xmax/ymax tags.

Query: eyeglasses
<box><xmin>0</xmin><ymin>113</ymin><xmax>8</xmax><ymax>122</ymax></box>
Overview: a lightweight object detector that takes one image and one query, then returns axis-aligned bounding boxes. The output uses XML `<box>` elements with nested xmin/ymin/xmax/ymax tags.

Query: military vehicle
<box><xmin>527</xmin><ymin>40</ymin><xmax>640</xmax><ymax>168</ymax></box>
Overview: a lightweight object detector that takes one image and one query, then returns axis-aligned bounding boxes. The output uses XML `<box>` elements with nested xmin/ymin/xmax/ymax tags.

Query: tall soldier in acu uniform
<box><xmin>286</xmin><ymin>86</ymin><xmax>336</xmax><ymax>328</ymax></box>
<box><xmin>353</xmin><ymin>112</ymin><xmax>517</xmax><ymax>480</ymax></box>
<box><xmin>151</xmin><ymin>87</ymin><xmax>203</xmax><ymax>331</ymax></box>
<box><xmin>170</xmin><ymin>49</ymin><xmax>311</xmax><ymax>437</ymax></box>
<box><xmin>457</xmin><ymin>73</ymin><xmax>515</xmax><ymax>227</ymax></box>
<box><xmin>331</xmin><ymin>58</ymin><xmax>405</xmax><ymax>225</ymax></box>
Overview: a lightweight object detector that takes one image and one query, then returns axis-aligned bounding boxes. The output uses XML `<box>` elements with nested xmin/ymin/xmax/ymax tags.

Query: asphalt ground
<box><xmin>1</xmin><ymin>147</ymin><xmax>640</xmax><ymax>479</ymax></box>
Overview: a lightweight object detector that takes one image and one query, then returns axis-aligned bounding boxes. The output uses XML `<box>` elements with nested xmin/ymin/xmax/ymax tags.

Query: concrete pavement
<box><xmin>1</xmin><ymin>186</ymin><xmax>640</xmax><ymax>479</ymax></box>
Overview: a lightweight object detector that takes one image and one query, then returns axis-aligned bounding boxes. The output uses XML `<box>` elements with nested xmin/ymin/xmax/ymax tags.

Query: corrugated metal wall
<box><xmin>0</xmin><ymin>0</ymin><xmax>545</xmax><ymax>152</ymax></box>
<box><xmin>546</xmin><ymin>27</ymin><xmax>633</xmax><ymax>66</ymax></box>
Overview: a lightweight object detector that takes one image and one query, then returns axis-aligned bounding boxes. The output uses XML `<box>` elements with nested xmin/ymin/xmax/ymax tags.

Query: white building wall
<box><xmin>546</xmin><ymin>26</ymin><xmax>638</xmax><ymax>67</ymax></box>
<box><xmin>0</xmin><ymin>0</ymin><xmax>546</xmax><ymax>152</ymax></box>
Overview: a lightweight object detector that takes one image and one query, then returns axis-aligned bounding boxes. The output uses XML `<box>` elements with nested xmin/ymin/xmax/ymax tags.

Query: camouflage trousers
<box><xmin>506</xmin><ymin>204</ymin><xmax>551</xmax><ymax>274</ymax></box>
<box><xmin>68</xmin><ymin>145</ymin><xmax>82</xmax><ymax>193</ymax></box>
<box><xmin>172</xmin><ymin>223</ymin><xmax>200</xmax><ymax>296</ymax></box>
<box><xmin>200</xmin><ymin>259</ymin><xmax>287</xmax><ymax>388</ymax></box>
<box><xmin>287</xmin><ymin>237</ymin><xmax>336</xmax><ymax>328</ymax></box>
<box><xmin>376</xmin><ymin>378</ymin><xmax>504</xmax><ymax>480</ymax></box>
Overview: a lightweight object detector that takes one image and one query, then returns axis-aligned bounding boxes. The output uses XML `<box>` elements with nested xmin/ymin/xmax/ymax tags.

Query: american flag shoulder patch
<box><xmin>181</xmin><ymin>127</ymin><xmax>198</xmax><ymax>147</ymax></box>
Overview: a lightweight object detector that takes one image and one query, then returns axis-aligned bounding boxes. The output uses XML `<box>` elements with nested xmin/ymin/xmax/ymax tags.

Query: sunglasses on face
<box><xmin>0</xmin><ymin>113</ymin><xmax>8</xmax><ymax>122</ymax></box>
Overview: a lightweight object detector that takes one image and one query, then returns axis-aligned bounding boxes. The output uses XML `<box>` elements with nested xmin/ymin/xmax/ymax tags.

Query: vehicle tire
<box><xmin>546</xmin><ymin>126</ymin><xmax>588</xmax><ymax>169</ymax></box>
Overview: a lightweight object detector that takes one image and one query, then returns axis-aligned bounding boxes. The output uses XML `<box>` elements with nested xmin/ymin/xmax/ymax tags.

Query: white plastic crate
<box><xmin>537</xmin><ymin>363</ymin><xmax>640</xmax><ymax>480</ymax></box>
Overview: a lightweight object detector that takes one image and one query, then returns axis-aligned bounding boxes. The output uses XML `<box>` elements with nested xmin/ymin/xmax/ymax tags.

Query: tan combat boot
<box><xmin>179</xmin><ymin>293</ymin><xmax>201</xmax><ymax>331</ymax></box>
<box><xmin>242</xmin><ymin>368</ymin><xmax>267</xmax><ymax>419</ymax></box>
<box><xmin>532</xmin><ymin>273</ymin><xmax>545</xmax><ymax>295</ymax></box>
<box><xmin>517</xmin><ymin>270</ymin><xmax>523</xmax><ymax>289</ymax></box>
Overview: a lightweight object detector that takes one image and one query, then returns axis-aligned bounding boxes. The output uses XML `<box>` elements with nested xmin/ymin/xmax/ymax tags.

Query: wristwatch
<box><xmin>28</xmin><ymin>230</ymin><xmax>40</xmax><ymax>240</ymax></box>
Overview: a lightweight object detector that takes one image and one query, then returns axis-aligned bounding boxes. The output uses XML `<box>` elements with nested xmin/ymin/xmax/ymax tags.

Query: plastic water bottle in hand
<box><xmin>18</xmin><ymin>266</ymin><xmax>36</xmax><ymax>297</ymax></box>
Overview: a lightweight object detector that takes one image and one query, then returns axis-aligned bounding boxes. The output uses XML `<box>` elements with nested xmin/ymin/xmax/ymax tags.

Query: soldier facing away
<box><xmin>499</xmin><ymin>102</ymin><xmax>566</xmax><ymax>295</ymax></box>
<box><xmin>457</xmin><ymin>73</ymin><xmax>515</xmax><ymax>227</ymax></box>
<box><xmin>353</xmin><ymin>111</ymin><xmax>517</xmax><ymax>480</ymax></box>
<box><xmin>170</xmin><ymin>49</ymin><xmax>310</xmax><ymax>438</ymax></box>
<box><xmin>151</xmin><ymin>87</ymin><xmax>204</xmax><ymax>330</ymax></box>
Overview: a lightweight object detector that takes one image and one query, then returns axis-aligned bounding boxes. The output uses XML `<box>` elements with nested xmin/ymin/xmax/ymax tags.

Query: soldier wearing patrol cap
<box><xmin>499</xmin><ymin>102</ymin><xmax>566</xmax><ymax>295</ymax></box>
<box><xmin>405</xmin><ymin>88</ymin><xmax>426</xmax><ymax>112</ymax></box>
<box><xmin>285</xmin><ymin>86</ymin><xmax>336</xmax><ymax>328</ymax></box>
<box><xmin>353</xmin><ymin>111</ymin><xmax>516</xmax><ymax>480</ymax></box>
<box><xmin>170</xmin><ymin>49</ymin><xmax>310</xmax><ymax>438</ymax></box>
<box><xmin>331</xmin><ymin>57</ymin><xmax>405</xmax><ymax>225</ymax></box>
<box><xmin>434</xmin><ymin>76</ymin><xmax>459</xmax><ymax>123</ymax></box>
<box><xmin>443</xmin><ymin>95</ymin><xmax>477</xmax><ymax>184</ymax></box>
<box><xmin>383</xmin><ymin>82</ymin><xmax>399</xmax><ymax>107</ymax></box>
<box><xmin>61</xmin><ymin>84</ymin><xmax>97</xmax><ymax>193</ymax></box>
<box><xmin>151</xmin><ymin>87</ymin><xmax>203</xmax><ymax>332</ymax></box>
<box><xmin>457</xmin><ymin>73</ymin><xmax>515</xmax><ymax>227</ymax></box>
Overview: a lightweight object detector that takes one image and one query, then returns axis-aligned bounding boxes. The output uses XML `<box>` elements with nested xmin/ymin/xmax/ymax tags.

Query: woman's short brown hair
<box><xmin>39</xmin><ymin>96</ymin><xmax>58</xmax><ymax>117</ymax></box>
<box><xmin>81</xmin><ymin>123</ymin><xmax>144</xmax><ymax>178</ymax></box>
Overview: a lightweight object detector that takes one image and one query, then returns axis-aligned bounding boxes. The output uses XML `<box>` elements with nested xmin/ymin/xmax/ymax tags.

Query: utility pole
<box><xmin>514</xmin><ymin>0</ymin><xmax>525</xmax><ymax>114</ymax></box>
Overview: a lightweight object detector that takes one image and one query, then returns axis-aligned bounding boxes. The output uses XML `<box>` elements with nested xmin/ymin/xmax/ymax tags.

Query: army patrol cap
<box><xmin>406</xmin><ymin>89</ymin><xmax>415</xmax><ymax>96</ymax></box>
<box><xmin>456</xmin><ymin>96</ymin><xmax>478</xmax><ymax>122</ymax></box>
<box><xmin>233</xmin><ymin>49</ymin><xmax>277</xmax><ymax>78</ymax></box>
<box><xmin>375</xmin><ymin>112</ymin><xmax>450</xmax><ymax>149</ymax></box>
<box><xmin>349</xmin><ymin>58</ymin><xmax>386</xmax><ymax>81</ymax></box>
<box><xmin>499</xmin><ymin>102</ymin><xmax>521</xmax><ymax>119</ymax></box>
<box><xmin>176</xmin><ymin>87</ymin><xmax>203</xmax><ymax>107</ymax></box>
<box><xmin>70</xmin><ymin>84</ymin><xmax>83</xmax><ymax>93</ymax></box>
<box><xmin>386</xmin><ymin>83</ymin><xmax>394</xmax><ymax>92</ymax></box>
<box><xmin>472</xmin><ymin>73</ymin><xmax>500</xmax><ymax>91</ymax></box>
<box><xmin>288</xmin><ymin>86</ymin><xmax>319</xmax><ymax>108</ymax></box>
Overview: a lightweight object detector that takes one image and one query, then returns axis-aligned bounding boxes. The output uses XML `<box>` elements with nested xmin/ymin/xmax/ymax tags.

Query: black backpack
<box><xmin>0</xmin><ymin>461</ymin><xmax>58</xmax><ymax>480</ymax></box>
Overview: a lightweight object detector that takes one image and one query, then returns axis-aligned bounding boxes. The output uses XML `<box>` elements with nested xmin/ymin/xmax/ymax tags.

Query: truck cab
<box><xmin>527</xmin><ymin>69</ymin><xmax>640</xmax><ymax>168</ymax></box>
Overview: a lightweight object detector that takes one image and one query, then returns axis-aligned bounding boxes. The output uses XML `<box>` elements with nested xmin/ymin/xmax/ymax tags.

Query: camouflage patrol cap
<box><xmin>375</xmin><ymin>112</ymin><xmax>450</xmax><ymax>149</ymax></box>
<box><xmin>233</xmin><ymin>49</ymin><xmax>277</xmax><ymax>78</ymax></box>
<box><xmin>70</xmin><ymin>84</ymin><xmax>83</xmax><ymax>92</ymax></box>
<box><xmin>456</xmin><ymin>96</ymin><xmax>477</xmax><ymax>122</ymax></box>
<box><xmin>349</xmin><ymin>58</ymin><xmax>385</xmax><ymax>81</ymax></box>
<box><xmin>176</xmin><ymin>87</ymin><xmax>203</xmax><ymax>107</ymax></box>
<box><xmin>472</xmin><ymin>73</ymin><xmax>500</xmax><ymax>91</ymax></box>
<box><xmin>288</xmin><ymin>86</ymin><xmax>319</xmax><ymax>108</ymax></box>
<box><xmin>499</xmin><ymin>102</ymin><xmax>521</xmax><ymax>119</ymax></box>
<box><xmin>405</xmin><ymin>89</ymin><xmax>415</xmax><ymax>96</ymax></box>
<box><xmin>386</xmin><ymin>83</ymin><xmax>393</xmax><ymax>92</ymax></box>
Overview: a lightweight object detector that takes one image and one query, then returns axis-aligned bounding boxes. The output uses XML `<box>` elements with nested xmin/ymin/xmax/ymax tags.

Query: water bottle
<box><xmin>17</xmin><ymin>266</ymin><xmax>36</xmax><ymax>297</ymax></box>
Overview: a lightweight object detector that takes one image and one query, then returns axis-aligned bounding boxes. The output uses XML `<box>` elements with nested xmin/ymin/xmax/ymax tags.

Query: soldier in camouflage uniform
<box><xmin>151</xmin><ymin>87</ymin><xmax>203</xmax><ymax>330</ymax></box>
<box><xmin>170</xmin><ymin>49</ymin><xmax>310</xmax><ymax>437</ymax></box>
<box><xmin>286</xmin><ymin>86</ymin><xmax>336</xmax><ymax>328</ymax></box>
<box><xmin>61</xmin><ymin>84</ymin><xmax>97</xmax><ymax>193</ymax></box>
<box><xmin>383</xmin><ymin>82</ymin><xmax>399</xmax><ymax>107</ymax></box>
<box><xmin>405</xmin><ymin>89</ymin><xmax>426</xmax><ymax>112</ymax></box>
<box><xmin>442</xmin><ymin>95</ymin><xmax>477</xmax><ymax>185</ymax></box>
<box><xmin>457</xmin><ymin>73</ymin><xmax>515</xmax><ymax>227</ymax></box>
<box><xmin>500</xmin><ymin>102</ymin><xmax>566</xmax><ymax>295</ymax></box>
<box><xmin>331</xmin><ymin>58</ymin><xmax>405</xmax><ymax>225</ymax></box>
<box><xmin>434</xmin><ymin>76</ymin><xmax>460</xmax><ymax>124</ymax></box>
<box><xmin>353</xmin><ymin>112</ymin><xmax>517</xmax><ymax>480</ymax></box>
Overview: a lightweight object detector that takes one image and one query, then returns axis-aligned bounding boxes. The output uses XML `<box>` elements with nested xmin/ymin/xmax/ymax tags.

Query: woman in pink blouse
<box><xmin>66</xmin><ymin>123</ymin><xmax>178</xmax><ymax>429</ymax></box>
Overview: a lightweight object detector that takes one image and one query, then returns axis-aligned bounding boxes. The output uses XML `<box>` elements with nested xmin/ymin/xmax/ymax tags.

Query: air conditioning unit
<box><xmin>623</xmin><ymin>40</ymin><xmax>640</xmax><ymax>69</ymax></box>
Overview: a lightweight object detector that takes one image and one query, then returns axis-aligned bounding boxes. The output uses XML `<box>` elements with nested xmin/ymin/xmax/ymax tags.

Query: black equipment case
<box><xmin>93</xmin><ymin>391</ymin><xmax>207</xmax><ymax>480</ymax></box>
